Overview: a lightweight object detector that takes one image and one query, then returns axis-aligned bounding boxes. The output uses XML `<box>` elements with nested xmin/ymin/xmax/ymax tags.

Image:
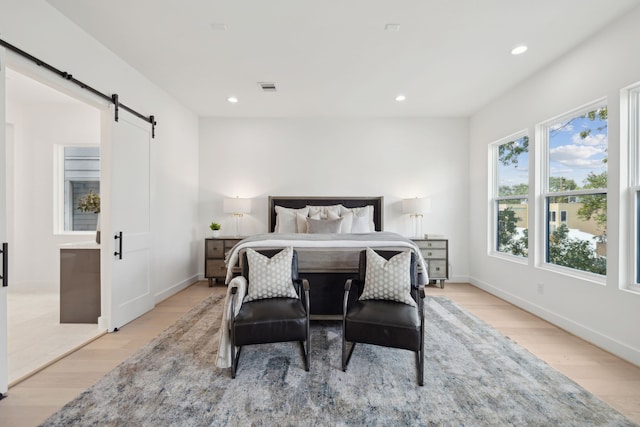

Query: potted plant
<box><xmin>77</xmin><ymin>191</ymin><xmax>101</xmax><ymax>243</ymax></box>
<box><xmin>209</xmin><ymin>221</ymin><xmax>221</xmax><ymax>237</ymax></box>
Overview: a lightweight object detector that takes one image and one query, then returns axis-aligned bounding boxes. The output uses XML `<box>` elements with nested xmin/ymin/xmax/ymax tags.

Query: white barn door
<box><xmin>0</xmin><ymin>47</ymin><xmax>8</xmax><ymax>396</ymax></box>
<box><xmin>103</xmin><ymin>112</ymin><xmax>153</xmax><ymax>331</ymax></box>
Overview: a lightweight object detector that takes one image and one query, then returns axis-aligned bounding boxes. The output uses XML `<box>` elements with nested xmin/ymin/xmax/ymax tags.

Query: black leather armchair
<box><xmin>342</xmin><ymin>250</ymin><xmax>425</xmax><ymax>385</ymax></box>
<box><xmin>229</xmin><ymin>248</ymin><xmax>310</xmax><ymax>378</ymax></box>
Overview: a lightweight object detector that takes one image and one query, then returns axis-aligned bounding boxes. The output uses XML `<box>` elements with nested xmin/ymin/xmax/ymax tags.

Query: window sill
<box><xmin>54</xmin><ymin>231</ymin><xmax>96</xmax><ymax>236</ymax></box>
<box><xmin>489</xmin><ymin>251</ymin><xmax>529</xmax><ymax>265</ymax></box>
<box><xmin>537</xmin><ymin>262</ymin><xmax>606</xmax><ymax>286</ymax></box>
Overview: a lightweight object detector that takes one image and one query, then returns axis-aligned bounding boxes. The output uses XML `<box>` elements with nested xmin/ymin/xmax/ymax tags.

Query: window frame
<box><xmin>627</xmin><ymin>82</ymin><xmax>640</xmax><ymax>292</ymax></box>
<box><xmin>538</xmin><ymin>99</ymin><xmax>608</xmax><ymax>282</ymax></box>
<box><xmin>489</xmin><ymin>130</ymin><xmax>530</xmax><ymax>263</ymax></box>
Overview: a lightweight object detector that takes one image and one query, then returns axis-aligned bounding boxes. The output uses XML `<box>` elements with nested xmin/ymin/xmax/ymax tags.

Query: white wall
<box><xmin>7</xmin><ymin>100</ymin><xmax>99</xmax><ymax>291</ymax></box>
<box><xmin>199</xmin><ymin>117</ymin><xmax>470</xmax><ymax>281</ymax></box>
<box><xmin>1</xmin><ymin>0</ymin><xmax>201</xmax><ymax>301</ymax></box>
<box><xmin>469</xmin><ymin>7</ymin><xmax>640</xmax><ymax>365</ymax></box>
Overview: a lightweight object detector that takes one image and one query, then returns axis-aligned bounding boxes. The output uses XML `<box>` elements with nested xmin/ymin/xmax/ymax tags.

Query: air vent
<box><xmin>258</xmin><ymin>82</ymin><xmax>277</xmax><ymax>92</ymax></box>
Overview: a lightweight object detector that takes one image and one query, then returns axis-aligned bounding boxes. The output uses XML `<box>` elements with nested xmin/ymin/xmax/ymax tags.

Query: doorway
<box><xmin>5</xmin><ymin>67</ymin><xmax>104</xmax><ymax>384</ymax></box>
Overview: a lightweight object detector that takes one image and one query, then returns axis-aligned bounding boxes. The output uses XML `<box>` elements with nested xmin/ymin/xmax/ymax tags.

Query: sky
<box><xmin>497</xmin><ymin>111</ymin><xmax>608</xmax><ymax>193</ymax></box>
<box><xmin>548</xmin><ymin>114</ymin><xmax>608</xmax><ymax>187</ymax></box>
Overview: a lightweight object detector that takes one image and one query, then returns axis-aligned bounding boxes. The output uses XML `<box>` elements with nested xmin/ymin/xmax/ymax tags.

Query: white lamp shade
<box><xmin>402</xmin><ymin>197</ymin><xmax>431</xmax><ymax>215</ymax></box>
<box><xmin>223</xmin><ymin>197</ymin><xmax>251</xmax><ymax>214</ymax></box>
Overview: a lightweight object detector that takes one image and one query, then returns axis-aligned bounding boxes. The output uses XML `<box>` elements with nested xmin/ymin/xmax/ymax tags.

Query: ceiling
<box><xmin>42</xmin><ymin>0</ymin><xmax>640</xmax><ymax>118</ymax></box>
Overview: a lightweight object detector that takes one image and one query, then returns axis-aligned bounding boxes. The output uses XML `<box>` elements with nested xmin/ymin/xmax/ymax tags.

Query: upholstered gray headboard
<box><xmin>268</xmin><ymin>196</ymin><xmax>384</xmax><ymax>232</ymax></box>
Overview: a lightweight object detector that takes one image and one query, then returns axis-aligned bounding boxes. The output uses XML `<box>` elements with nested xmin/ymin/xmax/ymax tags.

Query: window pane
<box><xmin>547</xmin><ymin>107</ymin><xmax>608</xmax><ymax>192</ymax></box>
<box><xmin>71</xmin><ymin>181</ymin><xmax>100</xmax><ymax>231</ymax></box>
<box><xmin>497</xmin><ymin>136</ymin><xmax>529</xmax><ymax>196</ymax></box>
<box><xmin>547</xmin><ymin>195</ymin><xmax>606</xmax><ymax>275</ymax></box>
<box><xmin>63</xmin><ymin>146</ymin><xmax>100</xmax><ymax>231</ymax></box>
<box><xmin>497</xmin><ymin>200</ymin><xmax>528</xmax><ymax>257</ymax></box>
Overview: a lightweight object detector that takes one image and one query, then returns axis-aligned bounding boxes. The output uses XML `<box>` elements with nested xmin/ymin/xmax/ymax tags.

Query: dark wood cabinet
<box><xmin>60</xmin><ymin>247</ymin><xmax>101</xmax><ymax>323</ymax></box>
<box><xmin>204</xmin><ymin>237</ymin><xmax>243</xmax><ymax>286</ymax></box>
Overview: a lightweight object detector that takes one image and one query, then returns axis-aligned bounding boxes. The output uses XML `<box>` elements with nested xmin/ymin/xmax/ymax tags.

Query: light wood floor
<box><xmin>0</xmin><ymin>281</ymin><xmax>638</xmax><ymax>426</ymax></box>
<box><xmin>7</xmin><ymin>290</ymin><xmax>104</xmax><ymax>385</ymax></box>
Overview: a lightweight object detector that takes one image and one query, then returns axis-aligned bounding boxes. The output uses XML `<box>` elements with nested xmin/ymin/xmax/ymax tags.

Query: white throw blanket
<box><xmin>215</xmin><ymin>276</ymin><xmax>247</xmax><ymax>368</ymax></box>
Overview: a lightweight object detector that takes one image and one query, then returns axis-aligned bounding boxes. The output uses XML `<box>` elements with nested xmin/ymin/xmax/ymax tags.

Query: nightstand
<box><xmin>412</xmin><ymin>238</ymin><xmax>449</xmax><ymax>288</ymax></box>
<box><xmin>204</xmin><ymin>237</ymin><xmax>244</xmax><ymax>286</ymax></box>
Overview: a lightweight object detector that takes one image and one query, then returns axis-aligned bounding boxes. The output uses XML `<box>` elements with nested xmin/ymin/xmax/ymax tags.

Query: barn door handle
<box><xmin>0</xmin><ymin>242</ymin><xmax>7</xmax><ymax>287</ymax></box>
<box><xmin>114</xmin><ymin>232</ymin><xmax>123</xmax><ymax>260</ymax></box>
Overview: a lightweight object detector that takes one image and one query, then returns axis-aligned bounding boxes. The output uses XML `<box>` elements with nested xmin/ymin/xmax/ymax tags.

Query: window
<box><xmin>629</xmin><ymin>85</ymin><xmax>640</xmax><ymax>286</ymax></box>
<box><xmin>492</xmin><ymin>134</ymin><xmax>529</xmax><ymax>258</ymax></box>
<box><xmin>541</xmin><ymin>102</ymin><xmax>607</xmax><ymax>276</ymax></box>
<box><xmin>55</xmin><ymin>146</ymin><xmax>100</xmax><ymax>233</ymax></box>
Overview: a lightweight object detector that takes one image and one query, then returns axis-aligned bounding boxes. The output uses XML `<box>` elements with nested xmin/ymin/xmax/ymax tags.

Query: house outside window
<box><xmin>56</xmin><ymin>146</ymin><xmax>100</xmax><ymax>233</ymax></box>
<box><xmin>541</xmin><ymin>102</ymin><xmax>607</xmax><ymax>276</ymax></box>
<box><xmin>492</xmin><ymin>133</ymin><xmax>529</xmax><ymax>258</ymax></box>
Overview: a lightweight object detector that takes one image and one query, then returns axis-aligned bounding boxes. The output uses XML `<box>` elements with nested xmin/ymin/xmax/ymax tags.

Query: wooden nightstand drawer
<box><xmin>424</xmin><ymin>240</ymin><xmax>447</xmax><ymax>249</ymax></box>
<box><xmin>422</xmin><ymin>249</ymin><xmax>446</xmax><ymax>259</ymax></box>
<box><xmin>206</xmin><ymin>240</ymin><xmax>224</xmax><ymax>258</ymax></box>
<box><xmin>206</xmin><ymin>259</ymin><xmax>227</xmax><ymax>278</ymax></box>
<box><xmin>427</xmin><ymin>260</ymin><xmax>447</xmax><ymax>278</ymax></box>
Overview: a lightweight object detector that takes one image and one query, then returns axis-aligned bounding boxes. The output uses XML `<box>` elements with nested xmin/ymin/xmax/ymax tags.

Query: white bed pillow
<box><xmin>327</xmin><ymin>210</ymin><xmax>353</xmax><ymax>233</ymax></box>
<box><xmin>359</xmin><ymin>248</ymin><xmax>415</xmax><ymax>306</ymax></box>
<box><xmin>274</xmin><ymin>206</ymin><xmax>309</xmax><ymax>233</ymax></box>
<box><xmin>244</xmin><ymin>246</ymin><xmax>298</xmax><ymax>302</ymax></box>
<box><xmin>307</xmin><ymin>204</ymin><xmax>342</xmax><ymax>219</ymax></box>
<box><xmin>296</xmin><ymin>212</ymin><xmax>320</xmax><ymax>233</ymax></box>
<box><xmin>339</xmin><ymin>205</ymin><xmax>375</xmax><ymax>233</ymax></box>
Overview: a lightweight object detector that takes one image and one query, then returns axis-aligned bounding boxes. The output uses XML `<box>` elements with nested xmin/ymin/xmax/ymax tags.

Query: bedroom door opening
<box><xmin>0</xmin><ymin>47</ymin><xmax>9</xmax><ymax>396</ymax></box>
<box><xmin>1</xmin><ymin>62</ymin><xmax>105</xmax><ymax>387</ymax></box>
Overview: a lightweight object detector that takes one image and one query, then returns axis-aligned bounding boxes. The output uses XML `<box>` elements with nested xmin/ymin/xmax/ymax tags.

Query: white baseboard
<box><xmin>154</xmin><ymin>274</ymin><xmax>201</xmax><ymax>304</ymax></box>
<box><xmin>468</xmin><ymin>276</ymin><xmax>640</xmax><ymax>367</ymax></box>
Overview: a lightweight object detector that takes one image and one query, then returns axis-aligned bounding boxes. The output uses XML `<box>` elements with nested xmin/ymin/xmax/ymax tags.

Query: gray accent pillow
<box><xmin>306</xmin><ymin>217</ymin><xmax>344</xmax><ymax>234</ymax></box>
<box><xmin>243</xmin><ymin>246</ymin><xmax>298</xmax><ymax>302</ymax></box>
<box><xmin>359</xmin><ymin>248</ymin><xmax>416</xmax><ymax>306</ymax></box>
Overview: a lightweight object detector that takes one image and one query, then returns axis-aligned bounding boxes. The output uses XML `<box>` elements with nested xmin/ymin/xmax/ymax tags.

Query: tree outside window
<box><xmin>494</xmin><ymin>135</ymin><xmax>529</xmax><ymax>257</ymax></box>
<box><xmin>63</xmin><ymin>146</ymin><xmax>100</xmax><ymax>232</ymax></box>
<box><xmin>544</xmin><ymin>104</ymin><xmax>607</xmax><ymax>275</ymax></box>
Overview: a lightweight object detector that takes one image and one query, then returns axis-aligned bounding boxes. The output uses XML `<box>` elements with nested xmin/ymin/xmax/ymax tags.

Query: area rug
<box><xmin>41</xmin><ymin>293</ymin><xmax>638</xmax><ymax>426</ymax></box>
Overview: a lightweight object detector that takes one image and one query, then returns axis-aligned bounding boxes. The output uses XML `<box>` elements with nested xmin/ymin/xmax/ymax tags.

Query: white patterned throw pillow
<box><xmin>243</xmin><ymin>246</ymin><xmax>298</xmax><ymax>302</ymax></box>
<box><xmin>359</xmin><ymin>248</ymin><xmax>416</xmax><ymax>306</ymax></box>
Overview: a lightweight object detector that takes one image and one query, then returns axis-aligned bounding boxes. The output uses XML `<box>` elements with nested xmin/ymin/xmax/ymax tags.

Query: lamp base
<box><xmin>411</xmin><ymin>214</ymin><xmax>423</xmax><ymax>239</ymax></box>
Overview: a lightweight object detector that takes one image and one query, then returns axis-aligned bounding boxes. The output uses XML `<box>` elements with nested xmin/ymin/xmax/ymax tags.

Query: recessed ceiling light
<box><xmin>395</xmin><ymin>94</ymin><xmax>406</xmax><ymax>102</ymax></box>
<box><xmin>227</xmin><ymin>96</ymin><xmax>238</xmax><ymax>103</ymax></box>
<box><xmin>511</xmin><ymin>45</ymin><xmax>528</xmax><ymax>55</ymax></box>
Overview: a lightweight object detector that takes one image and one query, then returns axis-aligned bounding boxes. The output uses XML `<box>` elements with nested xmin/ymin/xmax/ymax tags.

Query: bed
<box><xmin>224</xmin><ymin>196</ymin><xmax>428</xmax><ymax>317</ymax></box>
